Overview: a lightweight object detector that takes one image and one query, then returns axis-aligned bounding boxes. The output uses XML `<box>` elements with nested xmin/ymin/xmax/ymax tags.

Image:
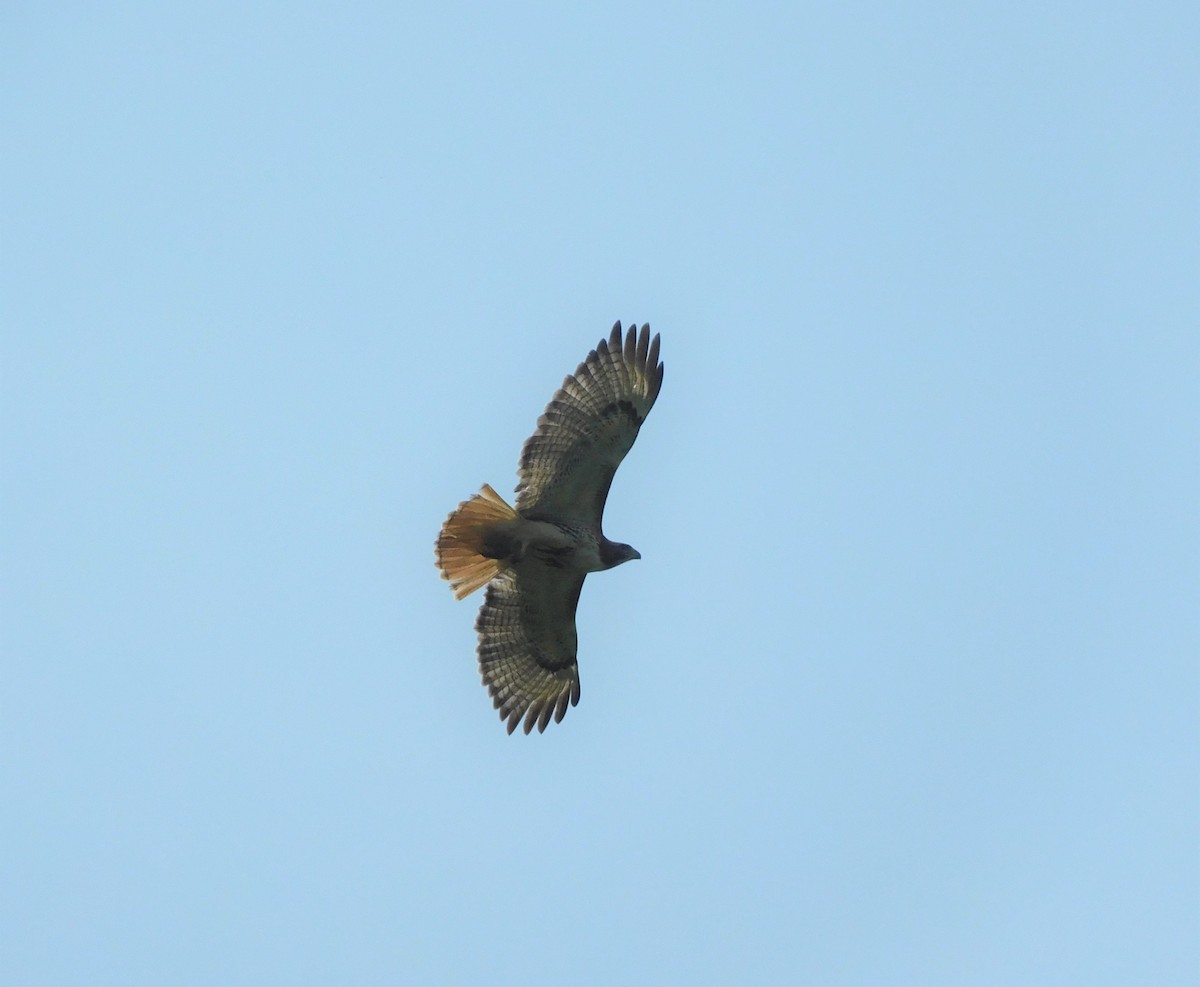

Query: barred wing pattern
<box><xmin>476</xmin><ymin>569</ymin><xmax>584</xmax><ymax>734</ymax></box>
<box><xmin>515</xmin><ymin>323</ymin><xmax>664</xmax><ymax>526</ymax></box>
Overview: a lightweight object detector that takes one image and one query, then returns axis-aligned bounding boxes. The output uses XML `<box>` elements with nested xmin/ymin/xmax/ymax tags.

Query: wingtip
<box><xmin>608</xmin><ymin>322</ymin><xmax>623</xmax><ymax>351</ymax></box>
<box><xmin>623</xmin><ymin>324</ymin><xmax>636</xmax><ymax>364</ymax></box>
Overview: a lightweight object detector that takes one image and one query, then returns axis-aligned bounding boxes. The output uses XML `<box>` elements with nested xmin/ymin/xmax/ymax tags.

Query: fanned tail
<box><xmin>435</xmin><ymin>484</ymin><xmax>519</xmax><ymax>599</ymax></box>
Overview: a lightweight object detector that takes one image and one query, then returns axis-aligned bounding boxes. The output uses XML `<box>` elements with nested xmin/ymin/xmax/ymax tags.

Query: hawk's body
<box><xmin>435</xmin><ymin>323</ymin><xmax>664</xmax><ymax>733</ymax></box>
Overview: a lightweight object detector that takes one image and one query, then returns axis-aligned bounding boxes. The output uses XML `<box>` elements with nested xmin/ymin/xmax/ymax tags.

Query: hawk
<box><xmin>435</xmin><ymin>322</ymin><xmax>664</xmax><ymax>734</ymax></box>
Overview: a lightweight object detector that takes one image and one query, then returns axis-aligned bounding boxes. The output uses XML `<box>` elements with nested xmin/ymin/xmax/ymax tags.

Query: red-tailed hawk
<box><xmin>435</xmin><ymin>322</ymin><xmax>664</xmax><ymax>734</ymax></box>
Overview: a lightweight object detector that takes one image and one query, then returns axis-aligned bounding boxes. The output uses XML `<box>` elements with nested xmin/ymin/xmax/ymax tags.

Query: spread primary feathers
<box><xmin>435</xmin><ymin>322</ymin><xmax>664</xmax><ymax>734</ymax></box>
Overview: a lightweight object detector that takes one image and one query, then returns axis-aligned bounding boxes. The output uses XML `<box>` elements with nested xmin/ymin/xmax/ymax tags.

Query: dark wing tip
<box><xmin>635</xmin><ymin>325</ymin><xmax>650</xmax><ymax>365</ymax></box>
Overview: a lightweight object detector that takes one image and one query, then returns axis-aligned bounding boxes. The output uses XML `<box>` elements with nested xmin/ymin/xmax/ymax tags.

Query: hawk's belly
<box><xmin>518</xmin><ymin>519</ymin><xmax>605</xmax><ymax>573</ymax></box>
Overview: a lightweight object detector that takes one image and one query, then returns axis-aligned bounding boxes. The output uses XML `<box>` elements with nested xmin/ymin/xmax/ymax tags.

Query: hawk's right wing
<box><xmin>514</xmin><ymin>322</ymin><xmax>663</xmax><ymax>529</ymax></box>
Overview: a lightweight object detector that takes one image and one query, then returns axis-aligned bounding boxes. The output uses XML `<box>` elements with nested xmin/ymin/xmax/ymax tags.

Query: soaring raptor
<box><xmin>435</xmin><ymin>322</ymin><xmax>664</xmax><ymax>734</ymax></box>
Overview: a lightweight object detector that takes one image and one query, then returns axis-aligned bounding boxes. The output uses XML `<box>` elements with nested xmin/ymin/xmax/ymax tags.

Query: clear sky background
<box><xmin>3</xmin><ymin>3</ymin><xmax>1197</xmax><ymax>986</ymax></box>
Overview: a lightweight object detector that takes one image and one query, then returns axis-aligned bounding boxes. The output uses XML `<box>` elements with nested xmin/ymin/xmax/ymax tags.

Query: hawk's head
<box><xmin>599</xmin><ymin>539</ymin><xmax>641</xmax><ymax>569</ymax></box>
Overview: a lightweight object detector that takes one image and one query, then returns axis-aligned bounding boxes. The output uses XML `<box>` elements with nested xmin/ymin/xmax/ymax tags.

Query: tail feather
<box><xmin>435</xmin><ymin>484</ymin><xmax>519</xmax><ymax>599</ymax></box>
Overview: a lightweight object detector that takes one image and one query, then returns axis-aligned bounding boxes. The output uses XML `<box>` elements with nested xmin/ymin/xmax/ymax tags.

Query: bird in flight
<box><xmin>435</xmin><ymin>322</ymin><xmax>664</xmax><ymax>734</ymax></box>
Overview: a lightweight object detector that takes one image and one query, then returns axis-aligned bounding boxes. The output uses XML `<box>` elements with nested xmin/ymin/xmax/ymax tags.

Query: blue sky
<box><xmin>3</xmin><ymin>3</ymin><xmax>1197</xmax><ymax>985</ymax></box>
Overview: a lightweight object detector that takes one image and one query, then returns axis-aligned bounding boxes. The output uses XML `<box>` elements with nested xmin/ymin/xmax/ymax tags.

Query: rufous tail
<box><xmin>435</xmin><ymin>484</ymin><xmax>519</xmax><ymax>599</ymax></box>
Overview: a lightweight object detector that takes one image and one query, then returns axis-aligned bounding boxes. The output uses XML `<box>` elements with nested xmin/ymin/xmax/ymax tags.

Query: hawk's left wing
<box><xmin>475</xmin><ymin>568</ymin><xmax>584</xmax><ymax>734</ymax></box>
